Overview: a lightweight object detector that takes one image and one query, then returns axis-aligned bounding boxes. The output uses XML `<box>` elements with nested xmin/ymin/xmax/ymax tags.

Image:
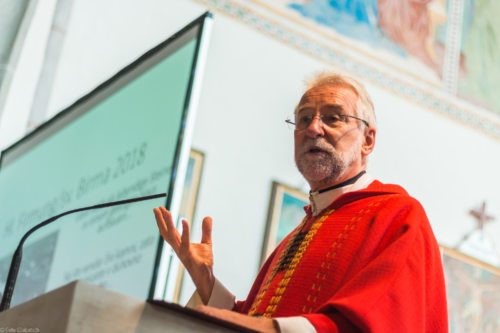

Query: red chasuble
<box><xmin>234</xmin><ymin>181</ymin><xmax>448</xmax><ymax>333</ymax></box>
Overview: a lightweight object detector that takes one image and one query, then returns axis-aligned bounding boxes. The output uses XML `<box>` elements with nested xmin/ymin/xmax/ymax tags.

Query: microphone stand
<box><xmin>0</xmin><ymin>192</ymin><xmax>166</xmax><ymax>312</ymax></box>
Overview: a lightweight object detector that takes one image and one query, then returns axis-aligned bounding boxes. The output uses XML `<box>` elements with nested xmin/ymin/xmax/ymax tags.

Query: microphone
<box><xmin>0</xmin><ymin>192</ymin><xmax>167</xmax><ymax>312</ymax></box>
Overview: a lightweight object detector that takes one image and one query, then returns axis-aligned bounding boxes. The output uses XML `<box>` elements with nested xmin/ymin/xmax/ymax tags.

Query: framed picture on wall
<box><xmin>261</xmin><ymin>181</ymin><xmax>308</xmax><ymax>266</ymax></box>
<box><xmin>172</xmin><ymin>148</ymin><xmax>205</xmax><ymax>302</ymax></box>
<box><xmin>441</xmin><ymin>245</ymin><xmax>500</xmax><ymax>332</ymax></box>
<box><xmin>178</xmin><ymin>149</ymin><xmax>205</xmax><ymax>223</ymax></box>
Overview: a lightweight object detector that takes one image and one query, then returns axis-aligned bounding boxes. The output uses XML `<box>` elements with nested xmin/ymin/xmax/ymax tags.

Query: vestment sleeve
<box><xmin>186</xmin><ymin>272</ymin><xmax>318</xmax><ymax>333</ymax></box>
<box><xmin>275</xmin><ymin>316</ymin><xmax>317</xmax><ymax>333</ymax></box>
<box><xmin>302</xmin><ymin>198</ymin><xmax>447</xmax><ymax>333</ymax></box>
<box><xmin>186</xmin><ymin>278</ymin><xmax>235</xmax><ymax>309</ymax></box>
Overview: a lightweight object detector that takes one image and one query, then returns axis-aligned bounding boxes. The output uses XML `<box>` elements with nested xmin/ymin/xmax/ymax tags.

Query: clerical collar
<box><xmin>310</xmin><ymin>171</ymin><xmax>366</xmax><ymax>196</ymax></box>
<box><xmin>309</xmin><ymin>172</ymin><xmax>373</xmax><ymax>216</ymax></box>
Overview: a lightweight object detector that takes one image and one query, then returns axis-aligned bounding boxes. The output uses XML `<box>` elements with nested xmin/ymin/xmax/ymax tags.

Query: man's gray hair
<box><xmin>303</xmin><ymin>72</ymin><xmax>377</xmax><ymax>129</ymax></box>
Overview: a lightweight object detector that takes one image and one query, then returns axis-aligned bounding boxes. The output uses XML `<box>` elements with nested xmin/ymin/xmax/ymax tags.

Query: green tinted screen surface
<box><xmin>0</xmin><ymin>32</ymin><xmax>198</xmax><ymax>306</ymax></box>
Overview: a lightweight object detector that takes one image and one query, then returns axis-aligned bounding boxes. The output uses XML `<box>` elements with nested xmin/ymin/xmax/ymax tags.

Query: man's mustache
<box><xmin>299</xmin><ymin>139</ymin><xmax>335</xmax><ymax>155</ymax></box>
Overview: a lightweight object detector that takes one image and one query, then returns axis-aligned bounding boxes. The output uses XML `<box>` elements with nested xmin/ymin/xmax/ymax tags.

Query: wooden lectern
<box><xmin>0</xmin><ymin>281</ymin><xmax>255</xmax><ymax>332</ymax></box>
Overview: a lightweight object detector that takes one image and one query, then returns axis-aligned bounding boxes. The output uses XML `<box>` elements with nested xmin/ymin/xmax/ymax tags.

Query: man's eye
<box><xmin>297</xmin><ymin>114</ymin><xmax>313</xmax><ymax>124</ymax></box>
<box><xmin>322</xmin><ymin>115</ymin><xmax>341</xmax><ymax>125</ymax></box>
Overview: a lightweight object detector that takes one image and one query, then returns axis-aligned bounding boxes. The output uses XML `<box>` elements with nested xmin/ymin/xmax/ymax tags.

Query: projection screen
<box><xmin>0</xmin><ymin>13</ymin><xmax>212</xmax><ymax>307</ymax></box>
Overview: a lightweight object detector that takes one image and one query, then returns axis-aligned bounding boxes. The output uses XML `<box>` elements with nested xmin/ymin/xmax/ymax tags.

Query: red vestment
<box><xmin>234</xmin><ymin>181</ymin><xmax>448</xmax><ymax>332</ymax></box>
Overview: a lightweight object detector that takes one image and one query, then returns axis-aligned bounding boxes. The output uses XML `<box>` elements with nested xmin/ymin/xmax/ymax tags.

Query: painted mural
<box><xmin>250</xmin><ymin>0</ymin><xmax>500</xmax><ymax>117</ymax></box>
<box><xmin>286</xmin><ymin>0</ymin><xmax>448</xmax><ymax>78</ymax></box>
<box><xmin>459</xmin><ymin>0</ymin><xmax>500</xmax><ymax>113</ymax></box>
<box><xmin>442</xmin><ymin>247</ymin><xmax>500</xmax><ymax>332</ymax></box>
<box><xmin>196</xmin><ymin>0</ymin><xmax>500</xmax><ymax>137</ymax></box>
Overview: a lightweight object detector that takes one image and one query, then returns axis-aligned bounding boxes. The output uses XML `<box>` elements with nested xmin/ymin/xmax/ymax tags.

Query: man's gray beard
<box><xmin>296</xmin><ymin>150</ymin><xmax>345</xmax><ymax>183</ymax></box>
<box><xmin>295</xmin><ymin>139</ymin><xmax>358</xmax><ymax>184</ymax></box>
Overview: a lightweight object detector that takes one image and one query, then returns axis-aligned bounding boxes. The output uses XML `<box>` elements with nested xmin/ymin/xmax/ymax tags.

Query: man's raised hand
<box><xmin>153</xmin><ymin>206</ymin><xmax>215</xmax><ymax>303</ymax></box>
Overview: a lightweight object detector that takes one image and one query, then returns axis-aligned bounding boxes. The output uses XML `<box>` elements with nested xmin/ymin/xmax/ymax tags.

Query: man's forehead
<box><xmin>298</xmin><ymin>84</ymin><xmax>358</xmax><ymax>106</ymax></box>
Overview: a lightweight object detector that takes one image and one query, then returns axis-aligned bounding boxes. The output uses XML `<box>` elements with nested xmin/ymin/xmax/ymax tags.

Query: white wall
<box><xmin>1</xmin><ymin>0</ymin><xmax>499</xmax><ymax>302</ymax></box>
<box><xmin>0</xmin><ymin>0</ymin><xmax>57</xmax><ymax>148</ymax></box>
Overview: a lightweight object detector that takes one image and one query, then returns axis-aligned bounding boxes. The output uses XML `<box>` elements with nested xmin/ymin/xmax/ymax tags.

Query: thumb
<box><xmin>201</xmin><ymin>216</ymin><xmax>213</xmax><ymax>244</ymax></box>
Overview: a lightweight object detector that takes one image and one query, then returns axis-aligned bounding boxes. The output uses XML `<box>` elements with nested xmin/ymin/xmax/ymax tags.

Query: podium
<box><xmin>0</xmin><ymin>281</ymin><xmax>255</xmax><ymax>332</ymax></box>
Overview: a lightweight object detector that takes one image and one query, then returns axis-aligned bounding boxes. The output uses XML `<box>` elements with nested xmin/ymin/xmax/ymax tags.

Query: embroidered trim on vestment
<box><xmin>248</xmin><ymin>209</ymin><xmax>334</xmax><ymax>317</ymax></box>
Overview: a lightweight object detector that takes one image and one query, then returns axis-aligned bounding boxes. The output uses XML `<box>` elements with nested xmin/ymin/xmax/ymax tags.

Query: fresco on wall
<box><xmin>196</xmin><ymin>0</ymin><xmax>500</xmax><ymax>137</ymax></box>
<box><xmin>458</xmin><ymin>0</ymin><xmax>500</xmax><ymax>114</ymax></box>
<box><xmin>254</xmin><ymin>0</ymin><xmax>500</xmax><ymax>114</ymax></box>
<box><xmin>442</xmin><ymin>247</ymin><xmax>500</xmax><ymax>332</ymax></box>
<box><xmin>263</xmin><ymin>0</ymin><xmax>449</xmax><ymax>82</ymax></box>
<box><xmin>290</xmin><ymin>0</ymin><xmax>448</xmax><ymax>77</ymax></box>
<box><xmin>288</xmin><ymin>0</ymin><xmax>404</xmax><ymax>56</ymax></box>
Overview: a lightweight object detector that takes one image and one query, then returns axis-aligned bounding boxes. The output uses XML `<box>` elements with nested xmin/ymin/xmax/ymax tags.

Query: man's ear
<box><xmin>361</xmin><ymin>127</ymin><xmax>376</xmax><ymax>157</ymax></box>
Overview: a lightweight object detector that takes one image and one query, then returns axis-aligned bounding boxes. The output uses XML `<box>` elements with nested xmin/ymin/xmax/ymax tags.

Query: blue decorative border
<box><xmin>196</xmin><ymin>0</ymin><xmax>500</xmax><ymax>140</ymax></box>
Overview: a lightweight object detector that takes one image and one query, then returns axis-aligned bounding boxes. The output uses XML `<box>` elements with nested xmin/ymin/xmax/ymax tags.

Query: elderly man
<box><xmin>153</xmin><ymin>73</ymin><xmax>448</xmax><ymax>332</ymax></box>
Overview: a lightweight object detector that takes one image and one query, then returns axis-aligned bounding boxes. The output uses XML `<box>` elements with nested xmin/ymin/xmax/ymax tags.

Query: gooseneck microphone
<box><xmin>0</xmin><ymin>192</ymin><xmax>167</xmax><ymax>312</ymax></box>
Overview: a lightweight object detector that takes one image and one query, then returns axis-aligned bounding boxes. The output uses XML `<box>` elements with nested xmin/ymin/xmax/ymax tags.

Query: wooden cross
<box><xmin>468</xmin><ymin>201</ymin><xmax>495</xmax><ymax>232</ymax></box>
<box><xmin>454</xmin><ymin>201</ymin><xmax>496</xmax><ymax>249</ymax></box>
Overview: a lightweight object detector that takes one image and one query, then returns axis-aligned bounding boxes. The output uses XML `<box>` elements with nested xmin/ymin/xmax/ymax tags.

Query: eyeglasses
<box><xmin>285</xmin><ymin>112</ymin><xmax>369</xmax><ymax>130</ymax></box>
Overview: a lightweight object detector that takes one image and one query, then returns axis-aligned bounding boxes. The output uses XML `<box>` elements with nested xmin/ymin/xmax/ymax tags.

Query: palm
<box><xmin>183</xmin><ymin>243</ymin><xmax>213</xmax><ymax>268</ymax></box>
<box><xmin>153</xmin><ymin>206</ymin><xmax>214</xmax><ymax>303</ymax></box>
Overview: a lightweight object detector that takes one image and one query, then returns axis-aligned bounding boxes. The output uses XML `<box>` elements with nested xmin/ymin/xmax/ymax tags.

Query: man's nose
<box><xmin>305</xmin><ymin>116</ymin><xmax>325</xmax><ymax>137</ymax></box>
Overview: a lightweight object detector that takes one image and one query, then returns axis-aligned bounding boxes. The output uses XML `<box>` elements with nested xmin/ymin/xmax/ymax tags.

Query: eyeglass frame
<box><xmin>285</xmin><ymin>113</ymin><xmax>370</xmax><ymax>130</ymax></box>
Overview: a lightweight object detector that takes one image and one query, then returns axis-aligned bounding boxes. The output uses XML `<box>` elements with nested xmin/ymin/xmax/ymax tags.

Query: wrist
<box><xmin>200</xmin><ymin>274</ymin><xmax>215</xmax><ymax>304</ymax></box>
<box><xmin>190</xmin><ymin>267</ymin><xmax>214</xmax><ymax>304</ymax></box>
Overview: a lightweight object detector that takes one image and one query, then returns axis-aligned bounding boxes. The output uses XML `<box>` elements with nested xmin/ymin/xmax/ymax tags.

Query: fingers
<box><xmin>196</xmin><ymin>305</ymin><xmax>222</xmax><ymax>317</ymax></box>
<box><xmin>153</xmin><ymin>207</ymin><xmax>168</xmax><ymax>237</ymax></box>
<box><xmin>180</xmin><ymin>219</ymin><xmax>190</xmax><ymax>253</ymax></box>
<box><xmin>153</xmin><ymin>208</ymin><xmax>211</xmax><ymax>257</ymax></box>
<box><xmin>196</xmin><ymin>305</ymin><xmax>215</xmax><ymax>316</ymax></box>
<box><xmin>153</xmin><ymin>206</ymin><xmax>181</xmax><ymax>251</ymax></box>
<box><xmin>201</xmin><ymin>217</ymin><xmax>213</xmax><ymax>244</ymax></box>
<box><xmin>196</xmin><ymin>304</ymin><xmax>208</xmax><ymax>312</ymax></box>
<box><xmin>160</xmin><ymin>206</ymin><xmax>176</xmax><ymax>232</ymax></box>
